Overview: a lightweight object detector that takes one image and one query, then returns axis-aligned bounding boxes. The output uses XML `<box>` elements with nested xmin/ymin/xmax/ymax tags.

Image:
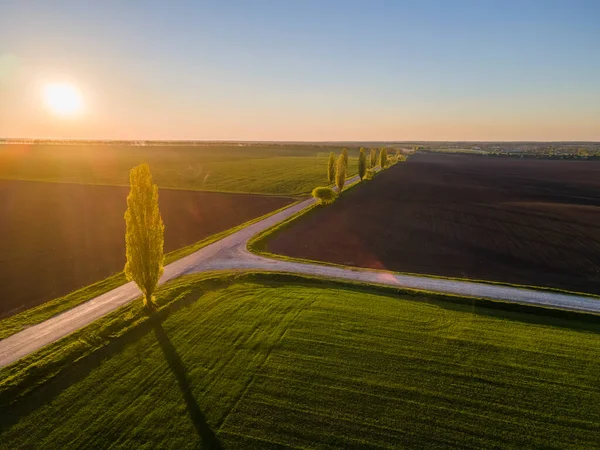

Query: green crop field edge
<box><xmin>0</xmin><ymin>199</ymin><xmax>302</xmax><ymax>340</ymax></box>
<box><xmin>0</xmin><ymin>176</ymin><xmax>309</xmax><ymax>197</ymax></box>
<box><xmin>248</xmin><ymin>170</ymin><xmax>600</xmax><ymax>301</ymax></box>
<box><xmin>2</xmin><ymin>270</ymin><xmax>599</xmax><ymax>412</ymax></box>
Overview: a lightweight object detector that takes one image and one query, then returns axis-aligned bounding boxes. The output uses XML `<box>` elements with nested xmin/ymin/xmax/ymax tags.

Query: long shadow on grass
<box><xmin>0</xmin><ymin>284</ymin><xmax>223</xmax><ymax>439</ymax></box>
<box><xmin>0</xmin><ymin>319</ymin><xmax>157</xmax><ymax>432</ymax></box>
<box><xmin>153</xmin><ymin>320</ymin><xmax>222</xmax><ymax>449</ymax></box>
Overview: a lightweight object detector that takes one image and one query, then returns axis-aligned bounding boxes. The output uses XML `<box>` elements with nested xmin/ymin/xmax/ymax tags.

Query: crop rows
<box><xmin>2</xmin><ymin>278</ymin><xmax>599</xmax><ymax>448</ymax></box>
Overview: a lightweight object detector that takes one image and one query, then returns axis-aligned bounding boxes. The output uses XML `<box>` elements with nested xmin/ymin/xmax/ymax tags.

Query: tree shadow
<box><xmin>152</xmin><ymin>319</ymin><xmax>222</xmax><ymax>449</ymax></box>
<box><xmin>0</xmin><ymin>287</ymin><xmax>207</xmax><ymax>420</ymax></box>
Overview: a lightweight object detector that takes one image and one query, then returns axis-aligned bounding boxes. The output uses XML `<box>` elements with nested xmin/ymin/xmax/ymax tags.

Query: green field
<box><xmin>0</xmin><ymin>144</ymin><xmax>359</xmax><ymax>195</ymax></box>
<box><xmin>2</xmin><ymin>274</ymin><xmax>599</xmax><ymax>449</ymax></box>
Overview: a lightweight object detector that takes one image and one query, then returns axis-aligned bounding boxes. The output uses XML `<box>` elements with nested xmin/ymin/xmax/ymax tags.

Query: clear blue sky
<box><xmin>1</xmin><ymin>0</ymin><xmax>599</xmax><ymax>140</ymax></box>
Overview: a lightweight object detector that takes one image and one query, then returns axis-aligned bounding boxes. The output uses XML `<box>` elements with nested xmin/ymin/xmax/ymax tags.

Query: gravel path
<box><xmin>1</xmin><ymin>173</ymin><xmax>599</xmax><ymax>369</ymax></box>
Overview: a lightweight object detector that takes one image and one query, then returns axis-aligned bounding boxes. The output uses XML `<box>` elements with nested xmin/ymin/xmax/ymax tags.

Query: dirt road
<box><xmin>1</xmin><ymin>172</ymin><xmax>599</xmax><ymax>369</ymax></box>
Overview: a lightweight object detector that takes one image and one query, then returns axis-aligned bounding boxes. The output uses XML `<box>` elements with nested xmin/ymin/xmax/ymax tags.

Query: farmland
<box><xmin>265</xmin><ymin>153</ymin><xmax>600</xmax><ymax>295</ymax></box>
<box><xmin>0</xmin><ymin>143</ymin><xmax>359</xmax><ymax>195</ymax></box>
<box><xmin>0</xmin><ymin>179</ymin><xmax>293</xmax><ymax>317</ymax></box>
<box><xmin>1</xmin><ymin>274</ymin><xmax>599</xmax><ymax>449</ymax></box>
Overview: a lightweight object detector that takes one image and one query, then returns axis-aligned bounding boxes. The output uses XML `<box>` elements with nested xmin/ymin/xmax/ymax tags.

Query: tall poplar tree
<box><xmin>341</xmin><ymin>148</ymin><xmax>349</xmax><ymax>169</ymax></box>
<box><xmin>358</xmin><ymin>148</ymin><xmax>367</xmax><ymax>180</ymax></box>
<box><xmin>370</xmin><ymin>148</ymin><xmax>377</xmax><ymax>168</ymax></box>
<box><xmin>124</xmin><ymin>163</ymin><xmax>165</xmax><ymax>309</ymax></box>
<box><xmin>327</xmin><ymin>152</ymin><xmax>336</xmax><ymax>183</ymax></box>
<box><xmin>379</xmin><ymin>148</ymin><xmax>388</xmax><ymax>169</ymax></box>
<box><xmin>335</xmin><ymin>154</ymin><xmax>346</xmax><ymax>193</ymax></box>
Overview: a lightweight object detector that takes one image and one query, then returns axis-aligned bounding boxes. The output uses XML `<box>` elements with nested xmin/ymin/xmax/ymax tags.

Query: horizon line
<box><xmin>2</xmin><ymin>138</ymin><xmax>599</xmax><ymax>145</ymax></box>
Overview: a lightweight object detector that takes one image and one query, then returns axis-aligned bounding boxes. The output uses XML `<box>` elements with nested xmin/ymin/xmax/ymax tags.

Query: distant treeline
<box><xmin>2</xmin><ymin>139</ymin><xmax>597</xmax><ymax>157</ymax></box>
<box><xmin>485</xmin><ymin>152</ymin><xmax>600</xmax><ymax>160</ymax></box>
<box><xmin>0</xmin><ymin>139</ymin><xmax>370</xmax><ymax>153</ymax></box>
<box><xmin>417</xmin><ymin>144</ymin><xmax>600</xmax><ymax>159</ymax></box>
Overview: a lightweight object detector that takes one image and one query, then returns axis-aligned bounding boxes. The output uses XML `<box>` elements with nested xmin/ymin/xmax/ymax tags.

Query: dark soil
<box><xmin>267</xmin><ymin>153</ymin><xmax>600</xmax><ymax>295</ymax></box>
<box><xmin>0</xmin><ymin>180</ymin><xmax>293</xmax><ymax>317</ymax></box>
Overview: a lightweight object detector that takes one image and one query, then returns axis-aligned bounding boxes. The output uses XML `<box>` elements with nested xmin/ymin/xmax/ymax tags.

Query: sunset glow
<box><xmin>42</xmin><ymin>83</ymin><xmax>83</xmax><ymax>117</ymax></box>
<box><xmin>1</xmin><ymin>1</ymin><xmax>598</xmax><ymax>140</ymax></box>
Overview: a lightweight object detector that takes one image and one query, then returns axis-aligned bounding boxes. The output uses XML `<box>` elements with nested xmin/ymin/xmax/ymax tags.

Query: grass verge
<box><xmin>0</xmin><ymin>200</ymin><xmax>301</xmax><ymax>340</ymax></box>
<box><xmin>1</xmin><ymin>271</ymin><xmax>599</xmax><ymax>448</ymax></box>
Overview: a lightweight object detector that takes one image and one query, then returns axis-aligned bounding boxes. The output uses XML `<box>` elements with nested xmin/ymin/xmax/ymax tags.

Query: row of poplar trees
<box><xmin>124</xmin><ymin>148</ymin><xmax>399</xmax><ymax>308</ymax></box>
<box><xmin>327</xmin><ymin>147</ymin><xmax>390</xmax><ymax>192</ymax></box>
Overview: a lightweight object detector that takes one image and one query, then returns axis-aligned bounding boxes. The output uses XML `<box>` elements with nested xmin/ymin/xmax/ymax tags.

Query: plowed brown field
<box><xmin>266</xmin><ymin>153</ymin><xmax>600</xmax><ymax>295</ymax></box>
<box><xmin>0</xmin><ymin>180</ymin><xmax>293</xmax><ymax>317</ymax></box>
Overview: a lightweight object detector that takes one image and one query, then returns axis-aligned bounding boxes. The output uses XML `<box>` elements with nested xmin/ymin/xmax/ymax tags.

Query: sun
<box><xmin>42</xmin><ymin>83</ymin><xmax>83</xmax><ymax>116</ymax></box>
